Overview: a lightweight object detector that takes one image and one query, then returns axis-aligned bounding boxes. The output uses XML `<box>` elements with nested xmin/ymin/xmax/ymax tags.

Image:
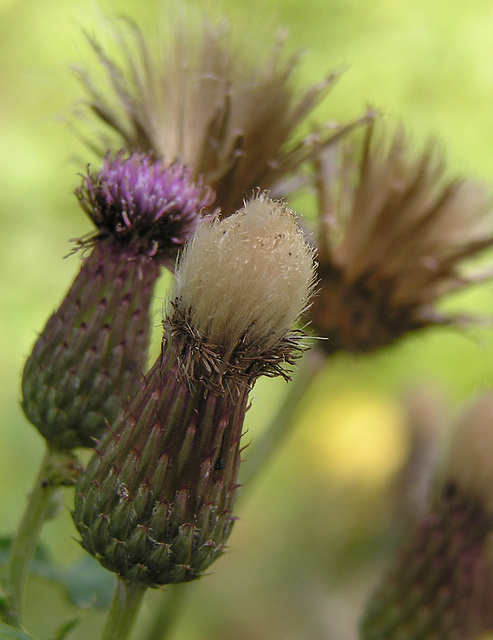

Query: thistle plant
<box><xmin>73</xmin><ymin>195</ymin><xmax>316</xmax><ymax>639</ymax></box>
<box><xmin>4</xmin><ymin>151</ymin><xmax>212</xmax><ymax>628</ymax></box>
<box><xmin>361</xmin><ymin>393</ymin><xmax>493</xmax><ymax>639</ymax></box>
<box><xmin>243</xmin><ymin>121</ymin><xmax>493</xmax><ymax>487</ymax></box>
<box><xmin>6</xmin><ymin>5</ymin><xmax>493</xmax><ymax>640</ymax></box>
<box><xmin>23</xmin><ymin>151</ymin><xmax>213</xmax><ymax>451</ymax></box>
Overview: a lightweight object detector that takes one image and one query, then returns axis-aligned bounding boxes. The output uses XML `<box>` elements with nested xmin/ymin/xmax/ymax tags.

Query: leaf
<box><xmin>49</xmin><ymin>618</ymin><xmax>80</xmax><ymax>640</ymax></box>
<box><xmin>0</xmin><ymin>622</ymin><xmax>39</xmax><ymax>640</ymax></box>
<box><xmin>0</xmin><ymin>537</ymin><xmax>112</xmax><ymax>610</ymax></box>
<box><xmin>59</xmin><ymin>556</ymin><xmax>114</xmax><ymax>609</ymax></box>
<box><xmin>26</xmin><ymin>555</ymin><xmax>113</xmax><ymax>609</ymax></box>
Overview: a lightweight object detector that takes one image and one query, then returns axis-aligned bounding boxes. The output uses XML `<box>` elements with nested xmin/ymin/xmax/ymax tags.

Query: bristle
<box><xmin>172</xmin><ymin>194</ymin><xmax>316</xmax><ymax>352</ymax></box>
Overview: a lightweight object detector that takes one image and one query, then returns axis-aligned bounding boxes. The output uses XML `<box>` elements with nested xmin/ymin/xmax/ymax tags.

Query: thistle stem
<box><xmin>101</xmin><ymin>578</ymin><xmax>147</xmax><ymax>640</ymax></box>
<box><xmin>3</xmin><ymin>446</ymin><xmax>61</xmax><ymax>626</ymax></box>
<box><xmin>240</xmin><ymin>346</ymin><xmax>326</xmax><ymax>489</ymax></box>
<box><xmin>145</xmin><ymin>585</ymin><xmax>187</xmax><ymax>640</ymax></box>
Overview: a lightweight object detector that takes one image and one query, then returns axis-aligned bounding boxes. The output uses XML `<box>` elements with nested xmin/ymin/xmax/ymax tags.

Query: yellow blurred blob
<box><xmin>304</xmin><ymin>392</ymin><xmax>409</xmax><ymax>489</ymax></box>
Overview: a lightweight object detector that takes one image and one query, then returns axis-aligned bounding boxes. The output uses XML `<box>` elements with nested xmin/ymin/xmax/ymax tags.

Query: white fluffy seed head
<box><xmin>438</xmin><ymin>392</ymin><xmax>493</xmax><ymax>515</ymax></box>
<box><xmin>171</xmin><ymin>195</ymin><xmax>316</xmax><ymax>351</ymax></box>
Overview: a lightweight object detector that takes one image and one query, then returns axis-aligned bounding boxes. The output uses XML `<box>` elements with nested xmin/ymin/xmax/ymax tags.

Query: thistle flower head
<box><xmin>74</xmin><ymin>195</ymin><xmax>316</xmax><ymax>585</ymax></box>
<box><xmin>309</xmin><ymin>122</ymin><xmax>493</xmax><ymax>353</ymax></box>
<box><xmin>169</xmin><ymin>194</ymin><xmax>317</xmax><ymax>386</ymax></box>
<box><xmin>361</xmin><ymin>394</ymin><xmax>493</xmax><ymax>640</ymax></box>
<box><xmin>75</xmin><ymin>151</ymin><xmax>214</xmax><ymax>261</ymax></box>
<box><xmin>74</xmin><ymin>15</ymin><xmax>369</xmax><ymax>215</ymax></box>
<box><xmin>437</xmin><ymin>392</ymin><xmax>493</xmax><ymax>516</ymax></box>
<box><xmin>173</xmin><ymin>195</ymin><xmax>315</xmax><ymax>349</ymax></box>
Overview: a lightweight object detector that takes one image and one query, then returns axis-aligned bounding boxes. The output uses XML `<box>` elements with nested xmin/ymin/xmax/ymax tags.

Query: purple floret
<box><xmin>76</xmin><ymin>152</ymin><xmax>215</xmax><ymax>258</ymax></box>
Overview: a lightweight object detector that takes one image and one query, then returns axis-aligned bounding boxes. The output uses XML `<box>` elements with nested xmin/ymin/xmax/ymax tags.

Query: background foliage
<box><xmin>2</xmin><ymin>0</ymin><xmax>493</xmax><ymax>638</ymax></box>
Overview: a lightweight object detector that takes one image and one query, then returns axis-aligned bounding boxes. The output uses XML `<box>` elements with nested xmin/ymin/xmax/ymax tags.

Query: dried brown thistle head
<box><xmin>73</xmin><ymin>15</ymin><xmax>372</xmax><ymax>216</ymax></box>
<box><xmin>308</xmin><ymin>122</ymin><xmax>493</xmax><ymax>353</ymax></box>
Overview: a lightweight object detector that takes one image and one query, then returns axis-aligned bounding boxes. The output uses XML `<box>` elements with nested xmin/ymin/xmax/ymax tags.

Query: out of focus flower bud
<box><xmin>361</xmin><ymin>392</ymin><xmax>493</xmax><ymax>639</ymax></box>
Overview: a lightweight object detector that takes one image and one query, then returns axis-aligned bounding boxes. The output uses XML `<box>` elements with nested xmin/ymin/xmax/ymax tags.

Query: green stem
<box><xmin>101</xmin><ymin>578</ymin><xmax>147</xmax><ymax>640</ymax></box>
<box><xmin>240</xmin><ymin>346</ymin><xmax>326</xmax><ymax>489</ymax></box>
<box><xmin>3</xmin><ymin>446</ymin><xmax>61</xmax><ymax>627</ymax></box>
<box><xmin>144</xmin><ymin>585</ymin><xmax>187</xmax><ymax>640</ymax></box>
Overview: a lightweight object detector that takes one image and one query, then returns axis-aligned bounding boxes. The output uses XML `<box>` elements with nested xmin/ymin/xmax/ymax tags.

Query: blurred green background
<box><xmin>3</xmin><ymin>0</ymin><xmax>493</xmax><ymax>638</ymax></box>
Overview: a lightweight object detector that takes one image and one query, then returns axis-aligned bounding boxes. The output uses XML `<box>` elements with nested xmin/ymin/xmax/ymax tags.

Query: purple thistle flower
<box><xmin>76</xmin><ymin>152</ymin><xmax>215</xmax><ymax>265</ymax></box>
<box><xmin>22</xmin><ymin>152</ymin><xmax>214</xmax><ymax>451</ymax></box>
